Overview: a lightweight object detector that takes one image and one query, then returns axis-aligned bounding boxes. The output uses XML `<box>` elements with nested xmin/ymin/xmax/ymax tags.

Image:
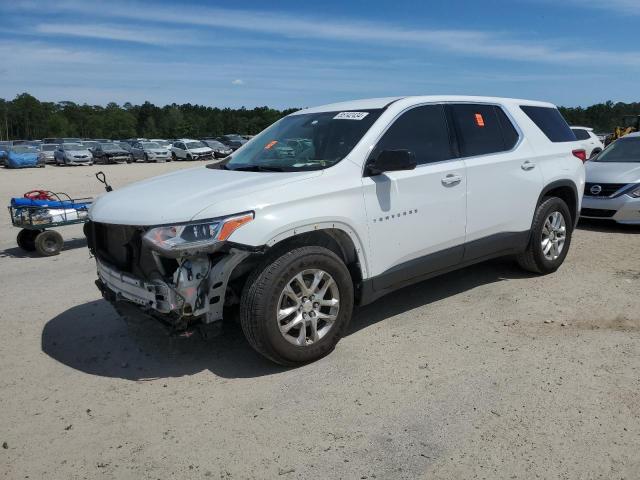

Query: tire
<box><xmin>144</xmin><ymin>153</ymin><xmax>149</xmax><ymax>163</ymax></box>
<box><xmin>34</xmin><ymin>230</ymin><xmax>64</xmax><ymax>256</ymax></box>
<box><xmin>171</xmin><ymin>152</ymin><xmax>177</xmax><ymax>161</ymax></box>
<box><xmin>16</xmin><ymin>229</ymin><xmax>39</xmax><ymax>251</ymax></box>
<box><xmin>186</xmin><ymin>154</ymin><xmax>193</xmax><ymax>161</ymax></box>
<box><xmin>516</xmin><ymin>197</ymin><xmax>573</xmax><ymax>274</ymax></box>
<box><xmin>126</xmin><ymin>155</ymin><xmax>133</xmax><ymax>164</ymax></box>
<box><xmin>240</xmin><ymin>246</ymin><xmax>354</xmax><ymax>366</ymax></box>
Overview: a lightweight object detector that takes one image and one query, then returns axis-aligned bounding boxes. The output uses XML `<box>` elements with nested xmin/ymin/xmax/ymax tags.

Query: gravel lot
<box><xmin>1</xmin><ymin>162</ymin><xmax>639</xmax><ymax>480</ymax></box>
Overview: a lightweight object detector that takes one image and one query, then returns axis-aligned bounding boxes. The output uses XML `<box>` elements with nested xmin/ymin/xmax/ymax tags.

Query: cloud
<box><xmin>13</xmin><ymin>0</ymin><xmax>640</xmax><ymax>67</ymax></box>
<box><xmin>34</xmin><ymin>23</ymin><xmax>203</xmax><ymax>46</ymax></box>
<box><xmin>231</xmin><ymin>79</ymin><xmax>245</xmax><ymax>86</ymax></box>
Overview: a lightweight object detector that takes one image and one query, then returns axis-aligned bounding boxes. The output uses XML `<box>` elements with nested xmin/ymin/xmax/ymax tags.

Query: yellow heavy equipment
<box><xmin>607</xmin><ymin>115</ymin><xmax>640</xmax><ymax>145</ymax></box>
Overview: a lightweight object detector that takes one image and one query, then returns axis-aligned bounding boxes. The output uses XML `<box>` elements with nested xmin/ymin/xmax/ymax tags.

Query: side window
<box><xmin>175</xmin><ymin>142</ymin><xmax>184</xmax><ymax>150</ymax></box>
<box><xmin>572</xmin><ymin>129</ymin><xmax>590</xmax><ymax>140</ymax></box>
<box><xmin>520</xmin><ymin>105</ymin><xmax>576</xmax><ymax>142</ymax></box>
<box><xmin>450</xmin><ymin>104</ymin><xmax>518</xmax><ymax>157</ymax></box>
<box><xmin>372</xmin><ymin>104</ymin><xmax>453</xmax><ymax>166</ymax></box>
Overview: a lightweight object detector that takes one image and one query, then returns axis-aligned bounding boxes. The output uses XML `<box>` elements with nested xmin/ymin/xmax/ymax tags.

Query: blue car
<box><xmin>0</xmin><ymin>141</ymin><xmax>11</xmax><ymax>166</ymax></box>
<box><xmin>5</xmin><ymin>145</ymin><xmax>45</xmax><ymax>169</ymax></box>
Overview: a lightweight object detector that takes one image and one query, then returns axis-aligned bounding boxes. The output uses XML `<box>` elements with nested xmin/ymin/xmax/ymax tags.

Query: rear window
<box><xmin>571</xmin><ymin>128</ymin><xmax>591</xmax><ymax>141</ymax></box>
<box><xmin>450</xmin><ymin>104</ymin><xmax>519</xmax><ymax>157</ymax></box>
<box><xmin>521</xmin><ymin>106</ymin><xmax>576</xmax><ymax>142</ymax></box>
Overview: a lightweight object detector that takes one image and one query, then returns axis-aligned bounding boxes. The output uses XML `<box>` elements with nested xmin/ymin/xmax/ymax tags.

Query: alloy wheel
<box><xmin>276</xmin><ymin>269</ymin><xmax>340</xmax><ymax>346</ymax></box>
<box><xmin>541</xmin><ymin>211</ymin><xmax>566</xmax><ymax>261</ymax></box>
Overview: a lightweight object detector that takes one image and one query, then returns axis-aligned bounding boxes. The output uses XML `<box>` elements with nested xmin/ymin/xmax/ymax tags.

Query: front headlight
<box><xmin>629</xmin><ymin>185</ymin><xmax>640</xmax><ymax>198</ymax></box>
<box><xmin>142</xmin><ymin>212</ymin><xmax>254</xmax><ymax>256</ymax></box>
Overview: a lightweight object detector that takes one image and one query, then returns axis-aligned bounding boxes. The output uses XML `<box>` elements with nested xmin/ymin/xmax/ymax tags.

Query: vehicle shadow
<box><xmin>0</xmin><ymin>237</ymin><xmax>87</xmax><ymax>258</ymax></box>
<box><xmin>577</xmin><ymin>218</ymin><xmax>640</xmax><ymax>234</ymax></box>
<box><xmin>41</xmin><ymin>258</ymin><xmax>531</xmax><ymax>381</ymax></box>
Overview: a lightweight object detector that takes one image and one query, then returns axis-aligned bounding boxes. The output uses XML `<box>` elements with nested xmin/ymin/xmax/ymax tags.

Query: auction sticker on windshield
<box><xmin>333</xmin><ymin>111</ymin><xmax>369</xmax><ymax>120</ymax></box>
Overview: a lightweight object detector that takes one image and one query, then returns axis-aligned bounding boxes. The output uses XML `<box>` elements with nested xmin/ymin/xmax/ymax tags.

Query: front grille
<box><xmin>584</xmin><ymin>183</ymin><xmax>628</xmax><ymax>197</ymax></box>
<box><xmin>581</xmin><ymin>208</ymin><xmax>616</xmax><ymax>218</ymax></box>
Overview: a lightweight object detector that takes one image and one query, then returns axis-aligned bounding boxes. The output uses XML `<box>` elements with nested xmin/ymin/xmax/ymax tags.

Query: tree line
<box><xmin>0</xmin><ymin>92</ymin><xmax>638</xmax><ymax>141</ymax></box>
<box><xmin>0</xmin><ymin>93</ymin><xmax>298</xmax><ymax>141</ymax></box>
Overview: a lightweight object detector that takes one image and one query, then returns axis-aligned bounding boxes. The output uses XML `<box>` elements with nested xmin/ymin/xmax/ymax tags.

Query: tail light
<box><xmin>572</xmin><ymin>149</ymin><xmax>587</xmax><ymax>162</ymax></box>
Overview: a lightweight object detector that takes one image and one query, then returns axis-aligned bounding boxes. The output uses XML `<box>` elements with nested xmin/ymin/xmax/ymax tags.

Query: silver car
<box><xmin>581</xmin><ymin>132</ymin><xmax>640</xmax><ymax>224</ymax></box>
<box><xmin>54</xmin><ymin>143</ymin><xmax>94</xmax><ymax>166</ymax></box>
<box><xmin>39</xmin><ymin>144</ymin><xmax>59</xmax><ymax>164</ymax></box>
<box><xmin>131</xmin><ymin>141</ymin><xmax>172</xmax><ymax>162</ymax></box>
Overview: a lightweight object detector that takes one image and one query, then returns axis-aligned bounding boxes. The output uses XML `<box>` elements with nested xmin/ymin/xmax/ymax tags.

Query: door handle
<box><xmin>441</xmin><ymin>174</ymin><xmax>462</xmax><ymax>186</ymax></box>
<box><xmin>521</xmin><ymin>161</ymin><xmax>536</xmax><ymax>171</ymax></box>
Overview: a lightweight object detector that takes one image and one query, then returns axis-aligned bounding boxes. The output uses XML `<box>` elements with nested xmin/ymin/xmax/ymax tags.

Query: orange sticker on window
<box><xmin>264</xmin><ymin>140</ymin><xmax>278</xmax><ymax>150</ymax></box>
<box><xmin>475</xmin><ymin>113</ymin><xmax>485</xmax><ymax>127</ymax></box>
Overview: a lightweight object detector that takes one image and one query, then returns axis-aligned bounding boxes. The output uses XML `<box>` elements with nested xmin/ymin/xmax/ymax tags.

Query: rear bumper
<box><xmin>581</xmin><ymin>195</ymin><xmax>640</xmax><ymax>224</ymax></box>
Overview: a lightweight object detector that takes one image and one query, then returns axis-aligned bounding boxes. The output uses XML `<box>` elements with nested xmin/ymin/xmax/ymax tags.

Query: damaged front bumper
<box><xmin>94</xmin><ymin>249</ymin><xmax>250</xmax><ymax>332</ymax></box>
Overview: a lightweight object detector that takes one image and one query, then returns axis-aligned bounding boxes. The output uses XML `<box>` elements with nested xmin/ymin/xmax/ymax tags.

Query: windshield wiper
<box><xmin>228</xmin><ymin>165</ymin><xmax>288</xmax><ymax>172</ymax></box>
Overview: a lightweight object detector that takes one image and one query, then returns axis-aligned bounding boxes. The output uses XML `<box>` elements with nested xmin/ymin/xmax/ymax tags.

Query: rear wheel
<box><xmin>240</xmin><ymin>246</ymin><xmax>354</xmax><ymax>366</ymax></box>
<box><xmin>16</xmin><ymin>229</ymin><xmax>39</xmax><ymax>251</ymax></box>
<box><xmin>34</xmin><ymin>230</ymin><xmax>64</xmax><ymax>256</ymax></box>
<box><xmin>516</xmin><ymin>197</ymin><xmax>572</xmax><ymax>274</ymax></box>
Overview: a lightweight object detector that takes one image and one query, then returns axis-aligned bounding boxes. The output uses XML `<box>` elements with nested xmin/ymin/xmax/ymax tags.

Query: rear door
<box><xmin>362</xmin><ymin>104</ymin><xmax>467</xmax><ymax>289</ymax></box>
<box><xmin>447</xmin><ymin>103</ymin><xmax>543</xmax><ymax>260</ymax></box>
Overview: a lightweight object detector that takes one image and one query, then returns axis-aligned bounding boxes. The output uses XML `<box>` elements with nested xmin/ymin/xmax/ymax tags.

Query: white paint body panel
<box><xmin>89</xmin><ymin>95</ymin><xmax>584</xmax><ymax>281</ymax></box>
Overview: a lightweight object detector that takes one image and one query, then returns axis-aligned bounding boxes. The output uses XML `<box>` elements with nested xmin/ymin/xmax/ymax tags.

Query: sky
<box><xmin>0</xmin><ymin>0</ymin><xmax>639</xmax><ymax>109</ymax></box>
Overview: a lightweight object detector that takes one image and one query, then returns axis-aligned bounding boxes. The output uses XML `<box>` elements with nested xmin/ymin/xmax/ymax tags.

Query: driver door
<box><xmin>362</xmin><ymin>104</ymin><xmax>467</xmax><ymax>291</ymax></box>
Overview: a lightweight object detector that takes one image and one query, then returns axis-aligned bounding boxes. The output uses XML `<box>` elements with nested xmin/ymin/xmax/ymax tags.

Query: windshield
<box><xmin>42</xmin><ymin>145</ymin><xmax>57</xmax><ymax>151</ymax></box>
<box><xmin>101</xmin><ymin>143</ymin><xmax>121</xmax><ymax>150</ymax></box>
<box><xmin>225</xmin><ymin>109</ymin><xmax>383</xmax><ymax>171</ymax></box>
<box><xmin>595</xmin><ymin>137</ymin><xmax>640</xmax><ymax>163</ymax></box>
<box><xmin>63</xmin><ymin>143</ymin><xmax>85</xmax><ymax>150</ymax></box>
<box><xmin>13</xmin><ymin>146</ymin><xmax>38</xmax><ymax>153</ymax></box>
<box><xmin>186</xmin><ymin>141</ymin><xmax>206</xmax><ymax>149</ymax></box>
<box><xmin>206</xmin><ymin>140</ymin><xmax>225</xmax><ymax>148</ymax></box>
<box><xmin>141</xmin><ymin>142</ymin><xmax>161</xmax><ymax>149</ymax></box>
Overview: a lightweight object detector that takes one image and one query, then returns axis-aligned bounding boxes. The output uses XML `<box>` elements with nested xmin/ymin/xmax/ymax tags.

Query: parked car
<box><xmin>201</xmin><ymin>139</ymin><xmax>233</xmax><ymax>158</ymax></box>
<box><xmin>87</xmin><ymin>95</ymin><xmax>584</xmax><ymax>365</ymax></box>
<box><xmin>131</xmin><ymin>141</ymin><xmax>172</xmax><ymax>162</ymax></box>
<box><xmin>580</xmin><ymin>132</ymin><xmax>640</xmax><ymax>224</ymax></box>
<box><xmin>0</xmin><ymin>141</ymin><xmax>11</xmax><ymax>166</ymax></box>
<box><xmin>171</xmin><ymin>139</ymin><xmax>214</xmax><ymax>160</ymax></box>
<box><xmin>216</xmin><ymin>134</ymin><xmax>247</xmax><ymax>151</ymax></box>
<box><xmin>6</xmin><ymin>145</ymin><xmax>44</xmax><ymax>168</ymax></box>
<box><xmin>42</xmin><ymin>138</ymin><xmax>58</xmax><ymax>144</ymax></box>
<box><xmin>570</xmin><ymin>126</ymin><xmax>604</xmax><ymax>159</ymax></box>
<box><xmin>150</xmin><ymin>139</ymin><xmax>173</xmax><ymax>150</ymax></box>
<box><xmin>92</xmin><ymin>142</ymin><xmax>133</xmax><ymax>164</ymax></box>
<box><xmin>117</xmin><ymin>141</ymin><xmax>133</xmax><ymax>153</ymax></box>
<box><xmin>39</xmin><ymin>143</ymin><xmax>59</xmax><ymax>164</ymax></box>
<box><xmin>54</xmin><ymin>143</ymin><xmax>94</xmax><ymax>166</ymax></box>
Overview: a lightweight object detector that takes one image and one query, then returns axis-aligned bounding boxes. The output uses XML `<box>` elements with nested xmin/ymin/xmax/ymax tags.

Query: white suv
<box><xmin>86</xmin><ymin>96</ymin><xmax>585</xmax><ymax>365</ymax></box>
<box><xmin>571</xmin><ymin>126</ymin><xmax>604</xmax><ymax>159</ymax></box>
<box><xmin>171</xmin><ymin>139</ymin><xmax>214</xmax><ymax>161</ymax></box>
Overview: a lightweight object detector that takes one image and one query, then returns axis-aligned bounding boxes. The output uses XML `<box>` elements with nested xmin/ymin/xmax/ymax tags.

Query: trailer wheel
<box><xmin>34</xmin><ymin>230</ymin><xmax>64</xmax><ymax>256</ymax></box>
<box><xmin>16</xmin><ymin>229</ymin><xmax>39</xmax><ymax>252</ymax></box>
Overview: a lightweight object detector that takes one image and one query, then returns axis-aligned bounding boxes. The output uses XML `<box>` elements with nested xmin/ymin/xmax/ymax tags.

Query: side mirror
<box><xmin>365</xmin><ymin>149</ymin><xmax>417</xmax><ymax>176</ymax></box>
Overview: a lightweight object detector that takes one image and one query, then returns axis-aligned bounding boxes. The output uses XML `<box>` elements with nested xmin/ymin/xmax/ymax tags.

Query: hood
<box><xmin>146</xmin><ymin>148</ymin><xmax>170</xmax><ymax>154</ymax></box>
<box><xmin>89</xmin><ymin>165</ymin><xmax>321</xmax><ymax>225</ymax></box>
<box><xmin>188</xmin><ymin>147</ymin><xmax>212</xmax><ymax>153</ymax></box>
<box><xmin>104</xmin><ymin>150</ymin><xmax>129</xmax><ymax>155</ymax></box>
<box><xmin>585</xmin><ymin>161</ymin><xmax>640</xmax><ymax>184</ymax></box>
<box><xmin>66</xmin><ymin>149</ymin><xmax>92</xmax><ymax>156</ymax></box>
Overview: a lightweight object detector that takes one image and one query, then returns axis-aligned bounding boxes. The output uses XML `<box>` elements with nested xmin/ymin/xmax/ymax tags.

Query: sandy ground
<box><xmin>0</xmin><ymin>162</ymin><xmax>639</xmax><ymax>480</ymax></box>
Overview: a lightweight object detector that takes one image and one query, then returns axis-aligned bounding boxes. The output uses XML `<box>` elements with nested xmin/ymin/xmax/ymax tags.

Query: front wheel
<box><xmin>240</xmin><ymin>246</ymin><xmax>354</xmax><ymax>366</ymax></box>
<box><xmin>171</xmin><ymin>152</ymin><xmax>177</xmax><ymax>161</ymax></box>
<box><xmin>516</xmin><ymin>197</ymin><xmax>573</xmax><ymax>274</ymax></box>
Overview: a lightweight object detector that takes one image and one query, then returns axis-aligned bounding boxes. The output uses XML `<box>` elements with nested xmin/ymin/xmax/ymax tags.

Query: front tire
<box><xmin>240</xmin><ymin>246</ymin><xmax>354</xmax><ymax>366</ymax></box>
<box><xmin>516</xmin><ymin>197</ymin><xmax>573</xmax><ymax>274</ymax></box>
<box><xmin>35</xmin><ymin>230</ymin><xmax>64</xmax><ymax>256</ymax></box>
